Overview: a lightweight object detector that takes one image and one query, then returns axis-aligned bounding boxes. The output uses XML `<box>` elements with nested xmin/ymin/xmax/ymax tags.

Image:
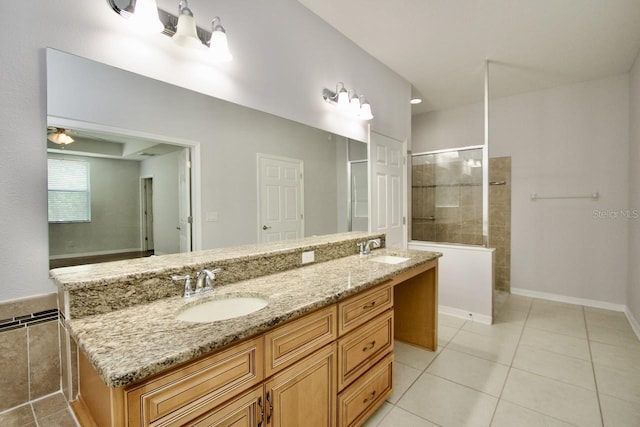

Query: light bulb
<box><xmin>173</xmin><ymin>1</ymin><xmax>203</xmax><ymax>50</ymax></box>
<box><xmin>128</xmin><ymin>0</ymin><xmax>164</xmax><ymax>34</ymax></box>
<box><xmin>208</xmin><ymin>18</ymin><xmax>232</xmax><ymax>62</ymax></box>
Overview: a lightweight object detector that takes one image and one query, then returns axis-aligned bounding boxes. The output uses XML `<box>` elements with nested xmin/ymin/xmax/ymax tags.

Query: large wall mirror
<box><xmin>46</xmin><ymin>49</ymin><xmax>369</xmax><ymax>268</ymax></box>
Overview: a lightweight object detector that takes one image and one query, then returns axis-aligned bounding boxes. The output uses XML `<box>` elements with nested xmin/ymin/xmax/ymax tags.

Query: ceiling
<box><xmin>47</xmin><ymin>128</ymin><xmax>183</xmax><ymax>161</ymax></box>
<box><xmin>298</xmin><ymin>0</ymin><xmax>640</xmax><ymax>115</ymax></box>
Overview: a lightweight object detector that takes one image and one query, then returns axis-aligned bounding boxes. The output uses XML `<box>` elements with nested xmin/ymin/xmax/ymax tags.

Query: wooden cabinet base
<box><xmin>337</xmin><ymin>354</ymin><xmax>393</xmax><ymax>427</ymax></box>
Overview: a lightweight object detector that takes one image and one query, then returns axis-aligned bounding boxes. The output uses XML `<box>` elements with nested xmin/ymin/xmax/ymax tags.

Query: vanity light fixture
<box><xmin>208</xmin><ymin>17</ymin><xmax>232</xmax><ymax>62</ymax></box>
<box><xmin>106</xmin><ymin>0</ymin><xmax>232</xmax><ymax>61</ymax></box>
<box><xmin>172</xmin><ymin>0</ymin><xmax>202</xmax><ymax>49</ymax></box>
<box><xmin>323</xmin><ymin>83</ymin><xmax>374</xmax><ymax>121</ymax></box>
<box><xmin>47</xmin><ymin>128</ymin><xmax>75</xmax><ymax>145</ymax></box>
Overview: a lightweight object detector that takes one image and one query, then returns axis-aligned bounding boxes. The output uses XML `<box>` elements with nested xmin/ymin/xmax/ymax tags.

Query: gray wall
<box><xmin>48</xmin><ymin>154</ymin><xmax>140</xmax><ymax>257</ymax></box>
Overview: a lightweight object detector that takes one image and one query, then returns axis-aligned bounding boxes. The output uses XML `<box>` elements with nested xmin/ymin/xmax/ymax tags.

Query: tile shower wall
<box><xmin>412</xmin><ymin>159</ymin><xmax>483</xmax><ymax>245</ymax></box>
<box><xmin>0</xmin><ymin>294</ymin><xmax>61</xmax><ymax>412</ymax></box>
<box><xmin>489</xmin><ymin>157</ymin><xmax>512</xmax><ymax>292</ymax></box>
<box><xmin>412</xmin><ymin>155</ymin><xmax>512</xmax><ymax>291</ymax></box>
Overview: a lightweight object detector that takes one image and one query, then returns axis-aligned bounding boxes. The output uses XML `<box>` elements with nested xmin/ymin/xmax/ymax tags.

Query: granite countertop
<box><xmin>68</xmin><ymin>248</ymin><xmax>441</xmax><ymax>388</ymax></box>
<box><xmin>52</xmin><ymin>232</ymin><xmax>380</xmax><ymax>291</ymax></box>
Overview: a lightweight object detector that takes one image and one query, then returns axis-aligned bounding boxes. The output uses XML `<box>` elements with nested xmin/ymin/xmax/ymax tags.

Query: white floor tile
<box><xmin>530</xmin><ymin>299</ymin><xmax>583</xmax><ymax>312</ymax></box>
<box><xmin>512</xmin><ymin>345</ymin><xmax>596</xmax><ymax>390</ymax></box>
<box><xmin>491</xmin><ymin>400</ymin><xmax>575</xmax><ymax>427</ymax></box>
<box><xmin>525</xmin><ymin>309</ymin><xmax>587</xmax><ymax>339</ymax></box>
<box><xmin>588</xmin><ymin>323</ymin><xmax>640</xmax><ymax>349</ymax></box>
<box><xmin>501</xmin><ymin>368</ymin><xmax>601</xmax><ymax>427</ymax></box>
<box><xmin>397</xmin><ymin>373</ymin><xmax>498</xmax><ymax>427</ymax></box>
<box><xmin>438</xmin><ymin>313</ymin><xmax>467</xmax><ymax>329</ymax></box>
<box><xmin>362</xmin><ymin>402</ymin><xmax>393</xmax><ymax>427</ymax></box>
<box><xmin>494</xmin><ymin>294</ymin><xmax>532</xmax><ymax>313</ymax></box>
<box><xmin>593</xmin><ymin>363</ymin><xmax>640</xmax><ymax>405</ymax></box>
<box><xmin>394</xmin><ymin>341</ymin><xmax>439</xmax><ymax>371</ymax></box>
<box><xmin>462</xmin><ymin>319</ymin><xmax>523</xmax><ymax>338</ymax></box>
<box><xmin>438</xmin><ymin>324</ymin><xmax>461</xmax><ymax>347</ymax></box>
<box><xmin>493</xmin><ymin>308</ymin><xmax>528</xmax><ymax>327</ymax></box>
<box><xmin>519</xmin><ymin>327</ymin><xmax>591</xmax><ymax>361</ymax></box>
<box><xmin>426</xmin><ymin>348</ymin><xmax>509</xmax><ymax>397</ymax></box>
<box><xmin>590</xmin><ymin>341</ymin><xmax>640</xmax><ymax>374</ymax></box>
<box><xmin>377</xmin><ymin>407</ymin><xmax>438</xmax><ymax>427</ymax></box>
<box><xmin>387</xmin><ymin>361</ymin><xmax>421</xmax><ymax>404</ymax></box>
<box><xmin>599</xmin><ymin>394</ymin><xmax>640</xmax><ymax>427</ymax></box>
<box><xmin>447</xmin><ymin>330</ymin><xmax>520</xmax><ymax>364</ymax></box>
<box><xmin>585</xmin><ymin>307</ymin><xmax>634</xmax><ymax>332</ymax></box>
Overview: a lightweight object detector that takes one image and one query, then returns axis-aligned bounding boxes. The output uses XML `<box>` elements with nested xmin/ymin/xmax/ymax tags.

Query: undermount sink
<box><xmin>176</xmin><ymin>295</ymin><xmax>269</xmax><ymax>323</ymax></box>
<box><xmin>369</xmin><ymin>255</ymin><xmax>410</xmax><ymax>265</ymax></box>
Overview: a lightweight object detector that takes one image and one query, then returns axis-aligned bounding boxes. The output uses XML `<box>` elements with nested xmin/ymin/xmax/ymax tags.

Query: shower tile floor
<box><xmin>2</xmin><ymin>294</ymin><xmax>638</xmax><ymax>426</ymax></box>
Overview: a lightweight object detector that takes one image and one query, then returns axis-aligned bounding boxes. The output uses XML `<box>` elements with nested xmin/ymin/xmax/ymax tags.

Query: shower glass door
<box><xmin>411</xmin><ymin>147</ymin><xmax>484</xmax><ymax>245</ymax></box>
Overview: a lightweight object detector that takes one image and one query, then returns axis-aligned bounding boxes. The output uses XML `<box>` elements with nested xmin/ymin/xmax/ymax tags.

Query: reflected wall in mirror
<box><xmin>46</xmin><ymin>49</ymin><xmax>368</xmax><ymax>268</ymax></box>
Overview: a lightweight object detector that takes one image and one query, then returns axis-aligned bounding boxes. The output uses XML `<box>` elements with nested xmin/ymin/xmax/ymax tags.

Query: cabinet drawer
<box><xmin>338</xmin><ymin>282</ymin><xmax>393</xmax><ymax>335</ymax></box>
<box><xmin>264</xmin><ymin>305</ymin><xmax>337</xmax><ymax>377</ymax></box>
<box><xmin>126</xmin><ymin>337</ymin><xmax>263</xmax><ymax>427</ymax></box>
<box><xmin>189</xmin><ymin>385</ymin><xmax>263</xmax><ymax>427</ymax></box>
<box><xmin>337</xmin><ymin>353</ymin><xmax>393</xmax><ymax>427</ymax></box>
<box><xmin>337</xmin><ymin>310</ymin><xmax>393</xmax><ymax>391</ymax></box>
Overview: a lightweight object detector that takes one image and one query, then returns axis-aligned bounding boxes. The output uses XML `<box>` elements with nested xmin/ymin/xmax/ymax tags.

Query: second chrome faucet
<box><xmin>172</xmin><ymin>268</ymin><xmax>222</xmax><ymax>298</ymax></box>
<box><xmin>357</xmin><ymin>239</ymin><xmax>381</xmax><ymax>256</ymax></box>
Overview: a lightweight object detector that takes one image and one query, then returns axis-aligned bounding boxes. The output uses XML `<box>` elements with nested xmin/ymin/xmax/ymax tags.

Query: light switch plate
<box><xmin>302</xmin><ymin>251</ymin><xmax>315</xmax><ymax>264</ymax></box>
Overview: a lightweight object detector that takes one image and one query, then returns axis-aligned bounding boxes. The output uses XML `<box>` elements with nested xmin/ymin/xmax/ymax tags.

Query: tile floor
<box><xmin>365</xmin><ymin>294</ymin><xmax>640</xmax><ymax>427</ymax></box>
<box><xmin>0</xmin><ymin>392</ymin><xmax>77</xmax><ymax>427</ymax></box>
<box><xmin>1</xmin><ymin>294</ymin><xmax>638</xmax><ymax>427</ymax></box>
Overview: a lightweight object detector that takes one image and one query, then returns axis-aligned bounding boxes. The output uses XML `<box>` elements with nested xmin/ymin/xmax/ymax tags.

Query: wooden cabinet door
<box><xmin>264</xmin><ymin>344</ymin><xmax>336</xmax><ymax>427</ymax></box>
<box><xmin>188</xmin><ymin>386</ymin><xmax>264</xmax><ymax>427</ymax></box>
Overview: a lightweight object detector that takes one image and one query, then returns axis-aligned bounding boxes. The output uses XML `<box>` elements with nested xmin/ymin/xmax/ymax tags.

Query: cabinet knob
<box><xmin>363</xmin><ymin>390</ymin><xmax>377</xmax><ymax>404</ymax></box>
<box><xmin>362</xmin><ymin>341</ymin><xmax>376</xmax><ymax>352</ymax></box>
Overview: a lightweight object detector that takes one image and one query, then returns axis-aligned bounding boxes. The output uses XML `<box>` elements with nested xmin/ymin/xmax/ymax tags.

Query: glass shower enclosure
<box><xmin>411</xmin><ymin>146</ymin><xmax>484</xmax><ymax>245</ymax></box>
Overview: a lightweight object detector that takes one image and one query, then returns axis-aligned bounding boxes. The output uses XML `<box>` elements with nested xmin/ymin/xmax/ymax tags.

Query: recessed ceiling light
<box><xmin>410</xmin><ymin>97</ymin><xmax>423</xmax><ymax>105</ymax></box>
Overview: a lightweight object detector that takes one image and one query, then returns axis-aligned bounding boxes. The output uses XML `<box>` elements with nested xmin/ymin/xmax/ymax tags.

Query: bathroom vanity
<box><xmin>52</xmin><ymin>232</ymin><xmax>440</xmax><ymax>426</ymax></box>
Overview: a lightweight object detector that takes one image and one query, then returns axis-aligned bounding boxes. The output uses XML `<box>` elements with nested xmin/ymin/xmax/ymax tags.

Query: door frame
<box><xmin>256</xmin><ymin>153</ymin><xmax>305</xmax><ymax>243</ymax></box>
<box><xmin>140</xmin><ymin>175</ymin><xmax>154</xmax><ymax>251</ymax></box>
<box><xmin>47</xmin><ymin>116</ymin><xmax>203</xmax><ymax>252</ymax></box>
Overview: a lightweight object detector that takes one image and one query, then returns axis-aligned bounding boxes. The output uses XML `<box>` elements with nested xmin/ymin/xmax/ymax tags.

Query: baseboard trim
<box><xmin>511</xmin><ymin>287</ymin><xmax>626</xmax><ymax>312</ymax></box>
<box><xmin>438</xmin><ymin>305</ymin><xmax>492</xmax><ymax>325</ymax></box>
<box><xmin>49</xmin><ymin>248</ymin><xmax>143</xmax><ymax>260</ymax></box>
<box><xmin>624</xmin><ymin>308</ymin><xmax>640</xmax><ymax>341</ymax></box>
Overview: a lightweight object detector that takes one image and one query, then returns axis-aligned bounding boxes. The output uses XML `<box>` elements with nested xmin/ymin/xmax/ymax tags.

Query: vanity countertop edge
<box><xmin>67</xmin><ymin>247</ymin><xmax>441</xmax><ymax>388</ymax></box>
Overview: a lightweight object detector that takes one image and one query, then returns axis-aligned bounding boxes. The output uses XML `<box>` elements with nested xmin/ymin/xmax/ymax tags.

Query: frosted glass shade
<box><xmin>209</xmin><ymin>31</ymin><xmax>232</xmax><ymax>62</ymax></box>
<box><xmin>129</xmin><ymin>0</ymin><xmax>164</xmax><ymax>34</ymax></box>
<box><xmin>173</xmin><ymin>14</ymin><xmax>202</xmax><ymax>49</ymax></box>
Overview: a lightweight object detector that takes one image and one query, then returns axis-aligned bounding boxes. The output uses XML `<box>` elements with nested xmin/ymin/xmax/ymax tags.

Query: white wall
<box><xmin>629</xmin><ymin>53</ymin><xmax>640</xmax><ymax>327</ymax></box>
<box><xmin>413</xmin><ymin>75</ymin><xmax>630</xmax><ymax>306</ymax></box>
<box><xmin>48</xmin><ymin>154</ymin><xmax>141</xmax><ymax>257</ymax></box>
<box><xmin>140</xmin><ymin>151</ymin><xmax>181</xmax><ymax>255</ymax></box>
<box><xmin>0</xmin><ymin>0</ymin><xmax>410</xmax><ymax>302</ymax></box>
<box><xmin>410</xmin><ymin>242</ymin><xmax>494</xmax><ymax>323</ymax></box>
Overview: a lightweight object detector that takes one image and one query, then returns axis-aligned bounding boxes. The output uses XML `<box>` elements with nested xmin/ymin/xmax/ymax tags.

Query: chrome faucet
<box><xmin>358</xmin><ymin>239</ymin><xmax>381</xmax><ymax>256</ymax></box>
<box><xmin>172</xmin><ymin>268</ymin><xmax>222</xmax><ymax>298</ymax></box>
<box><xmin>195</xmin><ymin>268</ymin><xmax>221</xmax><ymax>293</ymax></box>
<box><xmin>172</xmin><ymin>274</ymin><xmax>194</xmax><ymax>298</ymax></box>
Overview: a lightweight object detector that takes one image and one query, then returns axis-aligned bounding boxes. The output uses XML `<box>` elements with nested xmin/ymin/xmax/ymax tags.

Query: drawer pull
<box><xmin>266</xmin><ymin>391</ymin><xmax>273</xmax><ymax>424</ymax></box>
<box><xmin>257</xmin><ymin>396</ymin><xmax>264</xmax><ymax>427</ymax></box>
<box><xmin>363</xmin><ymin>390</ymin><xmax>377</xmax><ymax>404</ymax></box>
<box><xmin>362</xmin><ymin>341</ymin><xmax>376</xmax><ymax>352</ymax></box>
<box><xmin>363</xmin><ymin>301</ymin><xmax>376</xmax><ymax>310</ymax></box>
